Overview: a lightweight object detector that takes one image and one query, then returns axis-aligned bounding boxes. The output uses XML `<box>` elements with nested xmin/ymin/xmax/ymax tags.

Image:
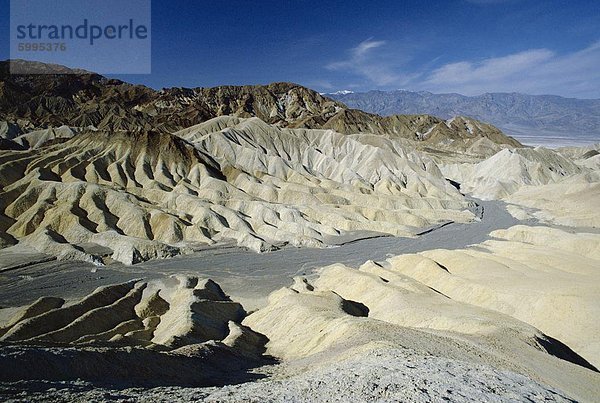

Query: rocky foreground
<box><xmin>1</xmin><ymin>223</ymin><xmax>599</xmax><ymax>401</ymax></box>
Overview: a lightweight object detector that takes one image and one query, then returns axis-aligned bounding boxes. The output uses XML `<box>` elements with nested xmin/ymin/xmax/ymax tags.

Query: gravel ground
<box><xmin>0</xmin><ymin>348</ymin><xmax>574</xmax><ymax>402</ymax></box>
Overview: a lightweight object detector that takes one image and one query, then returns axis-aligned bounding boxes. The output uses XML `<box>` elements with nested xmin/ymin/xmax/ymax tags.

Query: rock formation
<box><xmin>1</xmin><ymin>60</ymin><xmax>519</xmax><ymax>147</ymax></box>
<box><xmin>0</xmin><ymin>117</ymin><xmax>480</xmax><ymax>265</ymax></box>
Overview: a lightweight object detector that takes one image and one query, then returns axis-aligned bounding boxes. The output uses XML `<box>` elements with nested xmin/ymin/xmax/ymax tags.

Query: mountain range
<box><xmin>328</xmin><ymin>90</ymin><xmax>600</xmax><ymax>146</ymax></box>
<box><xmin>0</xmin><ymin>60</ymin><xmax>519</xmax><ymax>149</ymax></box>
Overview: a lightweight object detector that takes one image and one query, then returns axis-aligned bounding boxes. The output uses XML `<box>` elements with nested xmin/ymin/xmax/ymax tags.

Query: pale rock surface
<box><xmin>11</xmin><ymin>125</ymin><xmax>81</xmax><ymax>149</ymax></box>
<box><xmin>384</xmin><ymin>225</ymin><xmax>600</xmax><ymax>368</ymax></box>
<box><xmin>0</xmin><ymin>275</ymin><xmax>247</xmax><ymax>349</ymax></box>
<box><xmin>441</xmin><ymin>147</ymin><xmax>590</xmax><ymax>200</ymax></box>
<box><xmin>505</xmin><ymin>180</ymin><xmax>600</xmax><ymax>227</ymax></box>
<box><xmin>441</xmin><ymin>146</ymin><xmax>599</xmax><ymax>228</ymax></box>
<box><xmin>243</xmin><ymin>225</ymin><xmax>600</xmax><ymax>401</ymax></box>
<box><xmin>0</xmin><ymin>118</ymin><xmax>477</xmax><ymax>264</ymax></box>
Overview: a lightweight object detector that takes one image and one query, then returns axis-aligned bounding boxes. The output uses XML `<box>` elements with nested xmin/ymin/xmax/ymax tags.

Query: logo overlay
<box><xmin>10</xmin><ymin>0</ymin><xmax>151</xmax><ymax>74</ymax></box>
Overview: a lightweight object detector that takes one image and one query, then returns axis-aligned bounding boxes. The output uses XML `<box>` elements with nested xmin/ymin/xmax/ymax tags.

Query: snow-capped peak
<box><xmin>329</xmin><ymin>90</ymin><xmax>354</xmax><ymax>95</ymax></box>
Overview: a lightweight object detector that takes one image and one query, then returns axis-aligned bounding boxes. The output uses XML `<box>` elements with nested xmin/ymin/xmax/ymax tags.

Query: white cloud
<box><xmin>426</xmin><ymin>49</ymin><xmax>554</xmax><ymax>85</ymax></box>
<box><xmin>353</xmin><ymin>39</ymin><xmax>386</xmax><ymax>58</ymax></box>
<box><xmin>420</xmin><ymin>42</ymin><xmax>600</xmax><ymax>97</ymax></box>
<box><xmin>326</xmin><ymin>39</ymin><xmax>417</xmax><ymax>87</ymax></box>
<box><xmin>326</xmin><ymin>39</ymin><xmax>600</xmax><ymax>98</ymax></box>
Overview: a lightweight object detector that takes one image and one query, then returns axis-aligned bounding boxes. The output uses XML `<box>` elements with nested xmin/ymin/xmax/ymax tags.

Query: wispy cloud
<box><xmin>352</xmin><ymin>39</ymin><xmax>386</xmax><ymax>58</ymax></box>
<box><xmin>425</xmin><ymin>49</ymin><xmax>554</xmax><ymax>85</ymax></box>
<box><xmin>327</xmin><ymin>39</ymin><xmax>600</xmax><ymax>98</ymax></box>
<box><xmin>326</xmin><ymin>39</ymin><xmax>417</xmax><ymax>87</ymax></box>
<box><xmin>420</xmin><ymin>42</ymin><xmax>600</xmax><ymax>97</ymax></box>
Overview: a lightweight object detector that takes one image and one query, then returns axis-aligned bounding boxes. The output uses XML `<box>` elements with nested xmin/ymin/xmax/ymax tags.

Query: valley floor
<box><xmin>1</xmin><ymin>198</ymin><xmax>518</xmax><ymax>311</ymax></box>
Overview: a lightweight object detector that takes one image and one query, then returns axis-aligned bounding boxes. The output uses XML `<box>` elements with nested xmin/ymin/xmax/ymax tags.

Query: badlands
<box><xmin>0</xmin><ymin>61</ymin><xmax>599</xmax><ymax>401</ymax></box>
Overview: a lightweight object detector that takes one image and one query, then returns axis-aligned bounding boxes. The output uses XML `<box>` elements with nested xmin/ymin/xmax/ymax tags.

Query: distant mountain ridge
<box><xmin>0</xmin><ymin>60</ymin><xmax>520</xmax><ymax>149</ymax></box>
<box><xmin>328</xmin><ymin>90</ymin><xmax>600</xmax><ymax>142</ymax></box>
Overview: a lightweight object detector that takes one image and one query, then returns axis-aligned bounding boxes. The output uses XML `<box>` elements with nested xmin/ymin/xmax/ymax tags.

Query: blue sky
<box><xmin>1</xmin><ymin>0</ymin><xmax>599</xmax><ymax>97</ymax></box>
